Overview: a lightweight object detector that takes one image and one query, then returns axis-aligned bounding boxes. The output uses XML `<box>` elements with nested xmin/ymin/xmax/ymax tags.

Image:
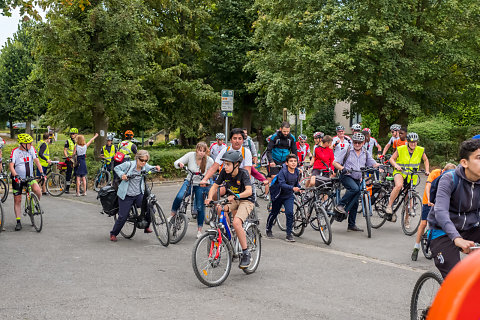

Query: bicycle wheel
<box><xmin>421</xmin><ymin>232</ymin><xmax>433</xmax><ymax>260</ymax></box>
<box><xmin>150</xmin><ymin>202</ymin><xmax>169</xmax><ymax>247</ymax></box>
<box><xmin>204</xmin><ymin>205</ymin><xmax>215</xmax><ymax>225</ymax></box>
<box><xmin>169</xmin><ymin>213</ymin><xmax>188</xmax><ymax>244</ymax></box>
<box><xmin>115</xmin><ymin>207</ymin><xmax>136</xmax><ymax>239</ymax></box>
<box><xmin>192</xmin><ymin>232</ymin><xmax>232</xmax><ymax>287</ymax></box>
<box><xmin>315</xmin><ymin>203</ymin><xmax>332</xmax><ymax>245</ymax></box>
<box><xmin>292</xmin><ymin>202</ymin><xmax>305</xmax><ymax>237</ymax></box>
<box><xmin>46</xmin><ymin>173</ymin><xmax>66</xmax><ymax>197</ymax></box>
<box><xmin>410</xmin><ymin>271</ymin><xmax>443</xmax><ymax>320</ymax></box>
<box><xmin>29</xmin><ymin>193</ymin><xmax>43</xmax><ymax>232</ymax></box>
<box><xmin>243</xmin><ymin>224</ymin><xmax>261</xmax><ymax>274</ymax></box>
<box><xmin>255</xmin><ymin>181</ymin><xmax>265</xmax><ymax>198</ymax></box>
<box><xmin>362</xmin><ymin>193</ymin><xmax>372</xmax><ymax>238</ymax></box>
<box><xmin>402</xmin><ymin>194</ymin><xmax>422</xmax><ymax>236</ymax></box>
<box><xmin>0</xmin><ymin>178</ymin><xmax>8</xmax><ymax>203</ymax></box>
<box><xmin>94</xmin><ymin>170</ymin><xmax>111</xmax><ymax>191</ymax></box>
<box><xmin>0</xmin><ymin>202</ymin><xmax>4</xmax><ymax>233</ymax></box>
<box><xmin>371</xmin><ymin>195</ymin><xmax>388</xmax><ymax>229</ymax></box>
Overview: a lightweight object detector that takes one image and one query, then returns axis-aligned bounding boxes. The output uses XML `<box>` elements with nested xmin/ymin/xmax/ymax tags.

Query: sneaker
<box><xmin>15</xmin><ymin>222</ymin><xmax>22</xmax><ymax>231</ymax></box>
<box><xmin>286</xmin><ymin>234</ymin><xmax>295</xmax><ymax>242</ymax></box>
<box><xmin>239</xmin><ymin>251</ymin><xmax>251</xmax><ymax>269</ymax></box>
<box><xmin>144</xmin><ymin>227</ymin><xmax>153</xmax><ymax>234</ymax></box>
<box><xmin>110</xmin><ymin>234</ymin><xmax>117</xmax><ymax>242</ymax></box>
<box><xmin>266</xmin><ymin>230</ymin><xmax>274</xmax><ymax>239</ymax></box>
<box><xmin>334</xmin><ymin>204</ymin><xmax>347</xmax><ymax>215</ymax></box>
<box><xmin>385</xmin><ymin>206</ymin><xmax>393</xmax><ymax>214</ymax></box>
<box><xmin>264</xmin><ymin>195</ymin><xmax>270</xmax><ymax>201</ymax></box>
<box><xmin>411</xmin><ymin>248</ymin><xmax>419</xmax><ymax>261</ymax></box>
<box><xmin>347</xmin><ymin>225</ymin><xmax>364</xmax><ymax>232</ymax></box>
<box><xmin>391</xmin><ymin>213</ymin><xmax>397</xmax><ymax>223</ymax></box>
<box><xmin>405</xmin><ymin>220</ymin><xmax>410</xmax><ymax>229</ymax></box>
<box><xmin>197</xmin><ymin>230</ymin><xmax>202</xmax><ymax>239</ymax></box>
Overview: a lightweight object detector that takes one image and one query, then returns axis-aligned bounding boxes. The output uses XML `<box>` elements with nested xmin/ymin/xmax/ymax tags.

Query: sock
<box><xmin>242</xmin><ymin>248</ymin><xmax>249</xmax><ymax>254</ymax></box>
<box><xmin>16</xmin><ymin>217</ymin><xmax>21</xmax><ymax>223</ymax></box>
<box><xmin>414</xmin><ymin>243</ymin><xmax>420</xmax><ymax>249</ymax></box>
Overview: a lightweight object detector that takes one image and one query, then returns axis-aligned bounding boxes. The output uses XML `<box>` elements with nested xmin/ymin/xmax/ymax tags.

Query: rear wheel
<box><xmin>169</xmin><ymin>213</ymin><xmax>188</xmax><ymax>244</ymax></box>
<box><xmin>29</xmin><ymin>193</ymin><xmax>43</xmax><ymax>232</ymax></box>
<box><xmin>371</xmin><ymin>195</ymin><xmax>388</xmax><ymax>229</ymax></box>
<box><xmin>410</xmin><ymin>271</ymin><xmax>443</xmax><ymax>320</ymax></box>
<box><xmin>204</xmin><ymin>205</ymin><xmax>215</xmax><ymax>225</ymax></box>
<box><xmin>255</xmin><ymin>181</ymin><xmax>266</xmax><ymax>198</ymax></box>
<box><xmin>46</xmin><ymin>173</ymin><xmax>66</xmax><ymax>197</ymax></box>
<box><xmin>292</xmin><ymin>202</ymin><xmax>305</xmax><ymax>237</ymax></box>
<box><xmin>243</xmin><ymin>224</ymin><xmax>261</xmax><ymax>274</ymax></box>
<box><xmin>150</xmin><ymin>202</ymin><xmax>169</xmax><ymax>247</ymax></box>
<box><xmin>115</xmin><ymin>207</ymin><xmax>136</xmax><ymax>239</ymax></box>
<box><xmin>402</xmin><ymin>194</ymin><xmax>422</xmax><ymax>236</ymax></box>
<box><xmin>0</xmin><ymin>178</ymin><xmax>8</xmax><ymax>203</ymax></box>
<box><xmin>94</xmin><ymin>170</ymin><xmax>111</xmax><ymax>191</ymax></box>
<box><xmin>315</xmin><ymin>203</ymin><xmax>332</xmax><ymax>245</ymax></box>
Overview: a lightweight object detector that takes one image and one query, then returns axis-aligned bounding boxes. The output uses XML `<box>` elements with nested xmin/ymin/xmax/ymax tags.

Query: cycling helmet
<box><xmin>298</xmin><ymin>134</ymin><xmax>307</xmax><ymax>142</ymax></box>
<box><xmin>313</xmin><ymin>132</ymin><xmax>324</xmax><ymax>139</ymax></box>
<box><xmin>106</xmin><ymin>135</ymin><xmax>113</xmax><ymax>141</ymax></box>
<box><xmin>125</xmin><ymin>130</ymin><xmax>134</xmax><ymax>138</ymax></box>
<box><xmin>216</xmin><ymin>133</ymin><xmax>226</xmax><ymax>140</ymax></box>
<box><xmin>17</xmin><ymin>133</ymin><xmax>34</xmax><ymax>144</ymax></box>
<box><xmin>69</xmin><ymin>128</ymin><xmax>78</xmax><ymax>134</ymax></box>
<box><xmin>406</xmin><ymin>132</ymin><xmax>419</xmax><ymax>142</ymax></box>
<box><xmin>362</xmin><ymin>128</ymin><xmax>371</xmax><ymax>135</ymax></box>
<box><xmin>335</xmin><ymin>125</ymin><xmax>345</xmax><ymax>131</ymax></box>
<box><xmin>351</xmin><ymin>123</ymin><xmax>362</xmax><ymax>131</ymax></box>
<box><xmin>390</xmin><ymin>124</ymin><xmax>401</xmax><ymax>131</ymax></box>
<box><xmin>351</xmin><ymin>132</ymin><xmax>365</xmax><ymax>142</ymax></box>
<box><xmin>220</xmin><ymin>150</ymin><xmax>243</xmax><ymax>164</ymax></box>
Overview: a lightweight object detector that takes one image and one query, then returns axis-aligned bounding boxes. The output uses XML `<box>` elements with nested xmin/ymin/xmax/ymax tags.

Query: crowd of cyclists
<box><xmin>2</xmin><ymin>122</ymin><xmax>480</xmax><ymax>286</ymax></box>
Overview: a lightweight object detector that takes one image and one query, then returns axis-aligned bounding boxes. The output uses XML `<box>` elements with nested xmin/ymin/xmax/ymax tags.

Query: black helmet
<box><xmin>220</xmin><ymin>150</ymin><xmax>243</xmax><ymax>164</ymax></box>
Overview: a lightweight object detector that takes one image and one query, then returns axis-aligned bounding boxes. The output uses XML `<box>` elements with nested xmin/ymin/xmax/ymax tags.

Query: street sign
<box><xmin>221</xmin><ymin>89</ymin><xmax>234</xmax><ymax>111</ymax></box>
<box><xmin>299</xmin><ymin>109</ymin><xmax>306</xmax><ymax>120</ymax></box>
<box><xmin>221</xmin><ymin>111</ymin><xmax>233</xmax><ymax>118</ymax></box>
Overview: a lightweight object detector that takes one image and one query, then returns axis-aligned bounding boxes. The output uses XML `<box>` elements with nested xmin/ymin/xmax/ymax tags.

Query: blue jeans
<box><xmin>171</xmin><ymin>180</ymin><xmax>209</xmax><ymax>227</ymax></box>
<box><xmin>340</xmin><ymin>175</ymin><xmax>361</xmax><ymax>228</ymax></box>
<box><xmin>266</xmin><ymin>196</ymin><xmax>295</xmax><ymax>235</ymax></box>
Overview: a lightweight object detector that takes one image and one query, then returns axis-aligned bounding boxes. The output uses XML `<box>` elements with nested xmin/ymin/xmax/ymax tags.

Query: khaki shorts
<box><xmin>227</xmin><ymin>200</ymin><xmax>254</xmax><ymax>222</ymax></box>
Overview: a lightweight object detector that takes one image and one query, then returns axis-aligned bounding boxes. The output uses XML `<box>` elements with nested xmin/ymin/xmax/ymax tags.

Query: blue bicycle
<box><xmin>94</xmin><ymin>159</ymin><xmax>112</xmax><ymax>191</ymax></box>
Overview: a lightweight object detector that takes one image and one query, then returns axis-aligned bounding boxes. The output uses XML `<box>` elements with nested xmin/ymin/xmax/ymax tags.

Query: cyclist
<box><xmin>210</xmin><ymin>133</ymin><xmax>227</xmax><ymax>161</ymax></box>
<box><xmin>243</xmin><ymin>129</ymin><xmax>269</xmax><ymax>199</ymax></box>
<box><xmin>37</xmin><ymin>132</ymin><xmax>52</xmax><ymax>195</ymax></box>
<box><xmin>381</xmin><ymin>124</ymin><xmax>400</xmax><ymax>156</ymax></box>
<box><xmin>101</xmin><ymin>135</ymin><xmax>116</xmax><ymax>172</ymax></box>
<box><xmin>170</xmin><ymin>142</ymin><xmax>214</xmax><ymax>238</ymax></box>
<box><xmin>332</xmin><ymin>125</ymin><xmax>352</xmax><ymax>159</ymax></box>
<box><xmin>427</xmin><ymin>139</ymin><xmax>480</xmax><ymax>278</ymax></box>
<box><xmin>266</xmin><ymin>154</ymin><xmax>301</xmax><ymax>242</ymax></box>
<box><xmin>110</xmin><ymin>150</ymin><xmax>161</xmax><ymax>242</ymax></box>
<box><xmin>386</xmin><ymin>132</ymin><xmax>430</xmax><ymax>222</ymax></box>
<box><xmin>10</xmin><ymin>134</ymin><xmax>46</xmax><ymax>231</ymax></box>
<box><xmin>266</xmin><ymin>122</ymin><xmax>297</xmax><ymax>180</ymax></box>
<box><xmin>117</xmin><ymin>130</ymin><xmax>137</xmax><ymax>162</ymax></box>
<box><xmin>204</xmin><ymin>150</ymin><xmax>254</xmax><ymax>269</ymax></box>
<box><xmin>63</xmin><ymin>127</ymin><xmax>78</xmax><ymax>193</ymax></box>
<box><xmin>332</xmin><ymin>132</ymin><xmax>380</xmax><ymax>232</ymax></box>
<box><xmin>392</xmin><ymin>126</ymin><xmax>407</xmax><ymax>151</ymax></box>
<box><xmin>362</xmin><ymin>128</ymin><xmax>382</xmax><ymax>158</ymax></box>
<box><xmin>351</xmin><ymin>123</ymin><xmax>362</xmax><ymax>133</ymax></box>
<box><xmin>307</xmin><ymin>135</ymin><xmax>334</xmax><ymax>188</ymax></box>
<box><xmin>312</xmin><ymin>131</ymin><xmax>324</xmax><ymax>156</ymax></box>
<box><xmin>296</xmin><ymin>134</ymin><xmax>311</xmax><ymax>166</ymax></box>
<box><xmin>411</xmin><ymin>163</ymin><xmax>456</xmax><ymax>261</ymax></box>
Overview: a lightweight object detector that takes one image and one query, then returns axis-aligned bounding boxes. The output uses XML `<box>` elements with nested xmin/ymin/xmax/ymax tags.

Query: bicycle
<box><xmin>20</xmin><ymin>176</ymin><xmax>44</xmax><ymax>232</ymax></box>
<box><xmin>36</xmin><ymin>161</ymin><xmax>67</xmax><ymax>197</ymax></box>
<box><xmin>253</xmin><ymin>178</ymin><xmax>267</xmax><ymax>199</ymax></box>
<box><xmin>94</xmin><ymin>159</ymin><xmax>112</xmax><ymax>191</ymax></box>
<box><xmin>0</xmin><ymin>169</ymin><xmax>9</xmax><ymax>203</ymax></box>
<box><xmin>192</xmin><ymin>190</ymin><xmax>261</xmax><ymax>287</ymax></box>
<box><xmin>113</xmin><ymin>168</ymin><xmax>169</xmax><ymax>246</ymax></box>
<box><xmin>58</xmin><ymin>158</ymin><xmax>88</xmax><ymax>194</ymax></box>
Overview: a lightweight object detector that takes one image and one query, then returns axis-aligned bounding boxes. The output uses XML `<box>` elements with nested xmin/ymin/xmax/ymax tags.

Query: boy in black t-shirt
<box><xmin>205</xmin><ymin>150</ymin><xmax>254</xmax><ymax>269</ymax></box>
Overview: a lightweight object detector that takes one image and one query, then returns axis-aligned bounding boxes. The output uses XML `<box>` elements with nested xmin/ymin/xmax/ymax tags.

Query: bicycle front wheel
<box><xmin>0</xmin><ymin>178</ymin><xmax>8</xmax><ymax>203</ymax></box>
<box><xmin>150</xmin><ymin>202</ymin><xmax>169</xmax><ymax>247</ymax></box>
<box><xmin>192</xmin><ymin>232</ymin><xmax>232</xmax><ymax>287</ymax></box>
<box><xmin>371</xmin><ymin>195</ymin><xmax>388</xmax><ymax>229</ymax></box>
<box><xmin>204</xmin><ymin>205</ymin><xmax>215</xmax><ymax>225</ymax></box>
<box><xmin>243</xmin><ymin>224</ymin><xmax>261</xmax><ymax>274</ymax></box>
<box><xmin>292</xmin><ymin>202</ymin><xmax>305</xmax><ymax>237</ymax></box>
<box><xmin>94</xmin><ymin>170</ymin><xmax>111</xmax><ymax>191</ymax></box>
<box><xmin>29</xmin><ymin>193</ymin><xmax>43</xmax><ymax>232</ymax></box>
<box><xmin>362</xmin><ymin>193</ymin><xmax>372</xmax><ymax>238</ymax></box>
<box><xmin>402</xmin><ymin>194</ymin><xmax>422</xmax><ymax>236</ymax></box>
<box><xmin>421</xmin><ymin>232</ymin><xmax>433</xmax><ymax>260</ymax></box>
<box><xmin>410</xmin><ymin>271</ymin><xmax>443</xmax><ymax>320</ymax></box>
<box><xmin>46</xmin><ymin>173</ymin><xmax>66</xmax><ymax>197</ymax></box>
<box><xmin>256</xmin><ymin>181</ymin><xmax>265</xmax><ymax>198</ymax></box>
<box><xmin>315</xmin><ymin>203</ymin><xmax>332</xmax><ymax>245</ymax></box>
<box><xmin>169</xmin><ymin>213</ymin><xmax>188</xmax><ymax>244</ymax></box>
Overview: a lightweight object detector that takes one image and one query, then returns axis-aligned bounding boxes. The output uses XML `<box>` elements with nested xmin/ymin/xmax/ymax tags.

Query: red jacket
<box><xmin>313</xmin><ymin>146</ymin><xmax>334</xmax><ymax>171</ymax></box>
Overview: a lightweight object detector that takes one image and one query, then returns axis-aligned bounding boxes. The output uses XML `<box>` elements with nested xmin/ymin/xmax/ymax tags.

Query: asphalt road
<box><xmin>0</xmin><ymin>179</ymin><xmax>434</xmax><ymax>320</ymax></box>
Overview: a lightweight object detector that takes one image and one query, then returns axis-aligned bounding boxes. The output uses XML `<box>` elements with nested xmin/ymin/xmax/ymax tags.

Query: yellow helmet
<box><xmin>17</xmin><ymin>133</ymin><xmax>34</xmax><ymax>144</ymax></box>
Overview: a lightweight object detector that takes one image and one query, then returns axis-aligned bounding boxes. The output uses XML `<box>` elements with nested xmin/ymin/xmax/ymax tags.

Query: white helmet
<box><xmin>406</xmin><ymin>132</ymin><xmax>419</xmax><ymax>142</ymax></box>
<box><xmin>390</xmin><ymin>124</ymin><xmax>401</xmax><ymax>131</ymax></box>
<box><xmin>351</xmin><ymin>123</ymin><xmax>362</xmax><ymax>131</ymax></box>
<box><xmin>216</xmin><ymin>133</ymin><xmax>226</xmax><ymax>140</ymax></box>
<box><xmin>352</xmin><ymin>132</ymin><xmax>365</xmax><ymax>142</ymax></box>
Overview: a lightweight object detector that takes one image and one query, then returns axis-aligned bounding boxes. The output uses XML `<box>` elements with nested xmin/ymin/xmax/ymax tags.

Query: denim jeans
<box><xmin>266</xmin><ymin>196</ymin><xmax>295</xmax><ymax>235</ymax></box>
<box><xmin>171</xmin><ymin>180</ymin><xmax>210</xmax><ymax>227</ymax></box>
<box><xmin>340</xmin><ymin>175</ymin><xmax>361</xmax><ymax>228</ymax></box>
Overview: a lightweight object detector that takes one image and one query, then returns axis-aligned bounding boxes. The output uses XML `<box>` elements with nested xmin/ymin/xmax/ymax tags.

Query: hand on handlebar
<box><xmin>454</xmin><ymin>237</ymin><xmax>476</xmax><ymax>254</ymax></box>
<box><xmin>178</xmin><ymin>163</ymin><xmax>184</xmax><ymax>169</ymax></box>
<box><xmin>121</xmin><ymin>174</ymin><xmax>128</xmax><ymax>181</ymax></box>
<box><xmin>341</xmin><ymin>167</ymin><xmax>350</xmax><ymax>175</ymax></box>
<box><xmin>204</xmin><ymin>198</ymin><xmax>213</xmax><ymax>206</ymax></box>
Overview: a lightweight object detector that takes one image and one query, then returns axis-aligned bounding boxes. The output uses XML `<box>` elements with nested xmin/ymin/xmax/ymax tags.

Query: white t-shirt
<box><xmin>215</xmin><ymin>146</ymin><xmax>253</xmax><ymax>169</ymax></box>
<box><xmin>332</xmin><ymin>136</ymin><xmax>352</xmax><ymax>159</ymax></box>
<box><xmin>76</xmin><ymin>145</ymin><xmax>87</xmax><ymax>156</ymax></box>
<box><xmin>363</xmin><ymin>137</ymin><xmax>379</xmax><ymax>156</ymax></box>
<box><xmin>10</xmin><ymin>146</ymin><xmax>37</xmax><ymax>178</ymax></box>
<box><xmin>210</xmin><ymin>142</ymin><xmax>227</xmax><ymax>161</ymax></box>
<box><xmin>388</xmin><ymin>136</ymin><xmax>399</xmax><ymax>145</ymax></box>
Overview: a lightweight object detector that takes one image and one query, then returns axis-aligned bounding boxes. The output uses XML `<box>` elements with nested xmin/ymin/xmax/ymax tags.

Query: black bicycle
<box><xmin>36</xmin><ymin>161</ymin><xmax>67</xmax><ymax>197</ymax></box>
<box><xmin>113</xmin><ymin>168</ymin><xmax>169</xmax><ymax>246</ymax></box>
<box><xmin>94</xmin><ymin>159</ymin><xmax>112</xmax><ymax>191</ymax></box>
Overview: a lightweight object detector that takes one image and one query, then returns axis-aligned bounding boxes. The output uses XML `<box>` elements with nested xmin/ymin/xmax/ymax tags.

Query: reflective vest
<box><xmin>37</xmin><ymin>140</ymin><xmax>50</xmax><ymax>167</ymax></box>
<box><xmin>66</xmin><ymin>138</ymin><xmax>75</xmax><ymax>157</ymax></box>
<box><xmin>102</xmin><ymin>145</ymin><xmax>116</xmax><ymax>164</ymax></box>
<box><xmin>118</xmin><ymin>140</ymin><xmax>134</xmax><ymax>158</ymax></box>
<box><xmin>394</xmin><ymin>145</ymin><xmax>424</xmax><ymax>184</ymax></box>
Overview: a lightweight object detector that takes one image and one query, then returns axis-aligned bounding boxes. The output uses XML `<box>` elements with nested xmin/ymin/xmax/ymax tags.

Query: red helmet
<box><xmin>362</xmin><ymin>128</ymin><xmax>371</xmax><ymax>135</ymax></box>
<box><xmin>125</xmin><ymin>130</ymin><xmax>134</xmax><ymax>138</ymax></box>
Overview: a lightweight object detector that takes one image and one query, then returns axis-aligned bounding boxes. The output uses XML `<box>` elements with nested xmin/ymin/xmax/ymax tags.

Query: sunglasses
<box><xmin>353</xmin><ymin>141</ymin><xmax>363</xmax><ymax>145</ymax></box>
<box><xmin>138</xmin><ymin>158</ymin><xmax>148</xmax><ymax>163</ymax></box>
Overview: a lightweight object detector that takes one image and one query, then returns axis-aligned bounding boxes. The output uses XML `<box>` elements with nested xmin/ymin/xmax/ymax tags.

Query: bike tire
<box><xmin>204</xmin><ymin>205</ymin><xmax>215</xmax><ymax>225</ymax></box>
<box><xmin>270</xmin><ymin>199</ymin><xmax>287</xmax><ymax>231</ymax></box>
<box><xmin>256</xmin><ymin>181</ymin><xmax>265</xmax><ymax>198</ymax></box>
<box><xmin>292</xmin><ymin>201</ymin><xmax>305</xmax><ymax>237</ymax></box>
<box><xmin>0</xmin><ymin>202</ymin><xmax>4</xmax><ymax>233</ymax></box>
<box><xmin>192</xmin><ymin>232</ymin><xmax>232</xmax><ymax>287</ymax></box>
<box><xmin>243</xmin><ymin>224</ymin><xmax>261</xmax><ymax>274</ymax></box>
<box><xmin>371</xmin><ymin>195</ymin><xmax>388</xmax><ymax>229</ymax></box>
<box><xmin>169</xmin><ymin>213</ymin><xmax>188</xmax><ymax>244</ymax></box>
<box><xmin>410</xmin><ymin>271</ymin><xmax>443</xmax><ymax>320</ymax></box>
<box><xmin>94</xmin><ymin>170</ymin><xmax>111</xmax><ymax>192</ymax></box>
<box><xmin>115</xmin><ymin>207</ymin><xmax>136</xmax><ymax>239</ymax></box>
<box><xmin>421</xmin><ymin>232</ymin><xmax>433</xmax><ymax>260</ymax></box>
<box><xmin>315</xmin><ymin>204</ymin><xmax>332</xmax><ymax>245</ymax></box>
<box><xmin>29</xmin><ymin>193</ymin><xmax>43</xmax><ymax>232</ymax></box>
<box><xmin>150</xmin><ymin>202</ymin><xmax>169</xmax><ymax>247</ymax></box>
<box><xmin>363</xmin><ymin>193</ymin><xmax>372</xmax><ymax>238</ymax></box>
<box><xmin>46</xmin><ymin>173</ymin><xmax>66</xmax><ymax>197</ymax></box>
<box><xmin>0</xmin><ymin>178</ymin><xmax>8</xmax><ymax>203</ymax></box>
<box><xmin>402</xmin><ymin>194</ymin><xmax>422</xmax><ymax>236</ymax></box>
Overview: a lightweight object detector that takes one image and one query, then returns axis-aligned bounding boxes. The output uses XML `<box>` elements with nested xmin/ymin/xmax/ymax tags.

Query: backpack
<box><xmin>269</xmin><ymin>166</ymin><xmax>299</xmax><ymax>201</ymax></box>
<box><xmin>429</xmin><ymin>170</ymin><xmax>459</xmax><ymax>204</ymax></box>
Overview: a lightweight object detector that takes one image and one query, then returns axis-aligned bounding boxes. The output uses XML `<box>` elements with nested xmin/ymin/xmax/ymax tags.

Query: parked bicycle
<box><xmin>192</xmin><ymin>190</ymin><xmax>261</xmax><ymax>287</ymax></box>
<box><xmin>94</xmin><ymin>159</ymin><xmax>112</xmax><ymax>191</ymax></box>
<box><xmin>36</xmin><ymin>161</ymin><xmax>67</xmax><ymax>197</ymax></box>
<box><xmin>0</xmin><ymin>167</ymin><xmax>9</xmax><ymax>203</ymax></box>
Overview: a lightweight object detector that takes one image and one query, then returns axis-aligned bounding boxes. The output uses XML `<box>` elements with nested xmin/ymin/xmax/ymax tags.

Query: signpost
<box><xmin>221</xmin><ymin>89</ymin><xmax>234</xmax><ymax>141</ymax></box>
<box><xmin>299</xmin><ymin>109</ymin><xmax>306</xmax><ymax>134</ymax></box>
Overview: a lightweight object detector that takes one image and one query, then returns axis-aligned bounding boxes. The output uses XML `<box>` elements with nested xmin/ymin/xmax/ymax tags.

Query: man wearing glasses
<box><xmin>332</xmin><ymin>132</ymin><xmax>380</xmax><ymax>232</ymax></box>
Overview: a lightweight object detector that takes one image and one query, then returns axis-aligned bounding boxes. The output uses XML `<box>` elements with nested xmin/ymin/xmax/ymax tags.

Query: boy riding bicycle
<box><xmin>205</xmin><ymin>150</ymin><xmax>254</xmax><ymax>269</ymax></box>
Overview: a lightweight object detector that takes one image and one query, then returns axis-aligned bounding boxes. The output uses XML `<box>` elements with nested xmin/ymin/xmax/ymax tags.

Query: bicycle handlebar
<box><xmin>126</xmin><ymin>168</ymin><xmax>160</xmax><ymax>179</ymax></box>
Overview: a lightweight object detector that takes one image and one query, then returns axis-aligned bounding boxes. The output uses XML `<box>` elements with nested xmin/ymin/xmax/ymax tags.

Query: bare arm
<box><xmin>86</xmin><ymin>133</ymin><xmax>99</xmax><ymax>147</ymax></box>
<box><xmin>422</xmin><ymin>153</ymin><xmax>430</xmax><ymax>174</ymax></box>
<box><xmin>382</xmin><ymin>143</ymin><xmax>391</xmax><ymax>156</ymax></box>
<box><xmin>389</xmin><ymin>151</ymin><xmax>401</xmax><ymax>170</ymax></box>
<box><xmin>201</xmin><ymin>162</ymin><xmax>220</xmax><ymax>183</ymax></box>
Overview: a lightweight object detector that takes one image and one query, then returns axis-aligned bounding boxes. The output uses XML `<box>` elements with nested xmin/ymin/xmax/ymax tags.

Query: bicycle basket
<box><xmin>97</xmin><ymin>186</ymin><xmax>119</xmax><ymax>216</ymax></box>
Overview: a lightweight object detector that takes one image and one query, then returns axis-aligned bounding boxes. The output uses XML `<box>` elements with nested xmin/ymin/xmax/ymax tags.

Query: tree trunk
<box><xmin>26</xmin><ymin>119</ymin><xmax>32</xmax><ymax>136</ymax></box>
<box><xmin>242</xmin><ymin>107</ymin><xmax>252</xmax><ymax>133</ymax></box>
<box><xmin>257</xmin><ymin>126</ymin><xmax>264</xmax><ymax>150</ymax></box>
<box><xmin>378</xmin><ymin>112</ymin><xmax>389</xmax><ymax>139</ymax></box>
<box><xmin>92</xmin><ymin>102</ymin><xmax>108</xmax><ymax>160</ymax></box>
<box><xmin>9</xmin><ymin>116</ymin><xmax>14</xmax><ymax>138</ymax></box>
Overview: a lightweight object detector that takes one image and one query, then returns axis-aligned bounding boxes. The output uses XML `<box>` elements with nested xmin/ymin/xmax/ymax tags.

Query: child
<box><xmin>265</xmin><ymin>154</ymin><xmax>301</xmax><ymax>242</ymax></box>
<box><xmin>75</xmin><ymin>133</ymin><xmax>98</xmax><ymax>196</ymax></box>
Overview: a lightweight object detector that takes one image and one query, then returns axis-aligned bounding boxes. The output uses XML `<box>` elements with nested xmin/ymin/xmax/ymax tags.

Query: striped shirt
<box><xmin>334</xmin><ymin>147</ymin><xmax>377</xmax><ymax>180</ymax></box>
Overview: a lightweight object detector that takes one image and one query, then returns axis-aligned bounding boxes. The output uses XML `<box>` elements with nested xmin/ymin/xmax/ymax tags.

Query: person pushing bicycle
<box><xmin>10</xmin><ymin>134</ymin><xmax>46</xmax><ymax>231</ymax></box>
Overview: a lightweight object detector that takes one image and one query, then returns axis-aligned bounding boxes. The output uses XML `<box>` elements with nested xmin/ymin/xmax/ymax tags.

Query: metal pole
<box><xmin>295</xmin><ymin>114</ymin><xmax>298</xmax><ymax>138</ymax></box>
<box><xmin>300</xmin><ymin>120</ymin><xmax>303</xmax><ymax>135</ymax></box>
<box><xmin>225</xmin><ymin>116</ymin><xmax>229</xmax><ymax>142</ymax></box>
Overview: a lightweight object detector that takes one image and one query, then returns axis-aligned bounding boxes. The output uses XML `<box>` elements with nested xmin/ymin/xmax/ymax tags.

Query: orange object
<box><xmin>428</xmin><ymin>250</ymin><xmax>480</xmax><ymax>319</ymax></box>
<box><xmin>366</xmin><ymin>185</ymin><xmax>372</xmax><ymax>196</ymax></box>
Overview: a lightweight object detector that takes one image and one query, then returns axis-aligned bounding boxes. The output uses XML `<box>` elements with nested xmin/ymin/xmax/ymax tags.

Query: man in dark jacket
<box><xmin>427</xmin><ymin>139</ymin><xmax>480</xmax><ymax>278</ymax></box>
<box><xmin>266</xmin><ymin>122</ymin><xmax>297</xmax><ymax>180</ymax></box>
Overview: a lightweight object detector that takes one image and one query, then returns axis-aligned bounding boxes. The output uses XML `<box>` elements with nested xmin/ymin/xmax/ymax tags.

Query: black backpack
<box><xmin>429</xmin><ymin>170</ymin><xmax>459</xmax><ymax>204</ymax></box>
<box><xmin>97</xmin><ymin>186</ymin><xmax>119</xmax><ymax>216</ymax></box>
